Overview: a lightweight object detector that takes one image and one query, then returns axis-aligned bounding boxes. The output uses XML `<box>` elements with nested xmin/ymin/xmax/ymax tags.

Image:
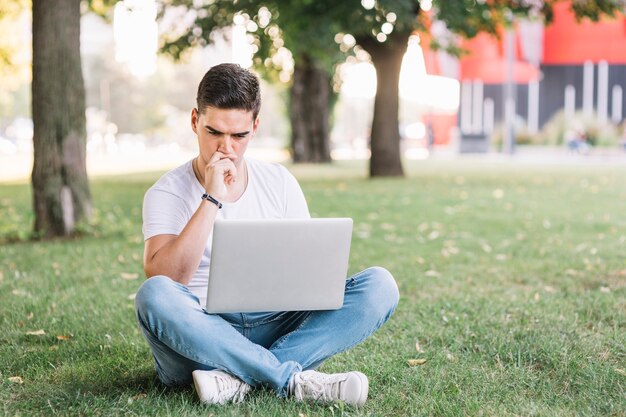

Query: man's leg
<box><xmin>134</xmin><ymin>275</ymin><xmax>300</xmax><ymax>395</ymax></box>
<box><xmin>269</xmin><ymin>266</ymin><xmax>399</xmax><ymax>370</ymax></box>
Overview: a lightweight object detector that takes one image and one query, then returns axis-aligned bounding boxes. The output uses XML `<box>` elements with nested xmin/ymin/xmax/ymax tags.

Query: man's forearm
<box><xmin>144</xmin><ymin>200</ymin><xmax>219</xmax><ymax>285</ymax></box>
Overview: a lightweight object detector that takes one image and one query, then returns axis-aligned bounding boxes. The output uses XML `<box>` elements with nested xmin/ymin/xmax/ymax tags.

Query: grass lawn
<box><xmin>1</xmin><ymin>159</ymin><xmax>625</xmax><ymax>416</ymax></box>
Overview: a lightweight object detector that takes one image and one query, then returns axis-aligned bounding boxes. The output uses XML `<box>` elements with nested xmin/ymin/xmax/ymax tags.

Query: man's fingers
<box><xmin>207</xmin><ymin>151</ymin><xmax>224</xmax><ymax>165</ymax></box>
<box><xmin>208</xmin><ymin>151</ymin><xmax>237</xmax><ymax>164</ymax></box>
<box><xmin>210</xmin><ymin>157</ymin><xmax>238</xmax><ymax>182</ymax></box>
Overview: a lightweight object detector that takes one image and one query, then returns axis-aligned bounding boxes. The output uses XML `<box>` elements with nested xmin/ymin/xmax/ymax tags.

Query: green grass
<box><xmin>1</xmin><ymin>159</ymin><xmax>625</xmax><ymax>416</ymax></box>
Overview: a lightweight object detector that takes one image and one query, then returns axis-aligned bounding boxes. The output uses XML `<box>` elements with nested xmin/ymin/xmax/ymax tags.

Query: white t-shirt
<box><xmin>142</xmin><ymin>157</ymin><xmax>310</xmax><ymax>305</ymax></box>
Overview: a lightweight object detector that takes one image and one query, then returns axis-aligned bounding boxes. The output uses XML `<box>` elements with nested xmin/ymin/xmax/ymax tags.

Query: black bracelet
<box><xmin>202</xmin><ymin>193</ymin><xmax>223</xmax><ymax>209</ymax></box>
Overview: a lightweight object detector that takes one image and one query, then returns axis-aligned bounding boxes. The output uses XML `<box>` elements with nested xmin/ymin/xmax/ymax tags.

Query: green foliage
<box><xmin>0</xmin><ymin>0</ymin><xmax>30</xmax><ymax>97</ymax></box>
<box><xmin>157</xmin><ymin>0</ymin><xmax>351</xmax><ymax>79</ymax></box>
<box><xmin>1</xmin><ymin>161</ymin><xmax>626</xmax><ymax>415</ymax></box>
<box><xmin>83</xmin><ymin>0</ymin><xmax>119</xmax><ymax>21</ymax></box>
<box><xmin>570</xmin><ymin>0</ymin><xmax>626</xmax><ymax>22</ymax></box>
<box><xmin>156</xmin><ymin>1</ymin><xmax>626</xmax><ymax>83</ymax></box>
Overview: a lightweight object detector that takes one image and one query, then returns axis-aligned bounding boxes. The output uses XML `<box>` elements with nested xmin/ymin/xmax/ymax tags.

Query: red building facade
<box><xmin>454</xmin><ymin>2</ymin><xmax>626</xmax><ymax>150</ymax></box>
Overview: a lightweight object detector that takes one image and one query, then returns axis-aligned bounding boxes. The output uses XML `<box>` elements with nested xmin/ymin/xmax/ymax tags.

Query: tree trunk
<box><xmin>290</xmin><ymin>54</ymin><xmax>331</xmax><ymax>163</ymax></box>
<box><xmin>32</xmin><ymin>0</ymin><xmax>91</xmax><ymax>238</ymax></box>
<box><xmin>359</xmin><ymin>33</ymin><xmax>409</xmax><ymax>177</ymax></box>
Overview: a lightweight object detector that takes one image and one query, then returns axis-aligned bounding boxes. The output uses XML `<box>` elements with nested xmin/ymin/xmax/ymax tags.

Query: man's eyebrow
<box><xmin>205</xmin><ymin>125</ymin><xmax>250</xmax><ymax>135</ymax></box>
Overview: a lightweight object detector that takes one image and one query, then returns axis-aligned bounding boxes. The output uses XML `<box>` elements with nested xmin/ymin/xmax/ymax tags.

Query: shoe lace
<box><xmin>294</xmin><ymin>373</ymin><xmax>347</xmax><ymax>402</ymax></box>
<box><xmin>214</xmin><ymin>374</ymin><xmax>250</xmax><ymax>403</ymax></box>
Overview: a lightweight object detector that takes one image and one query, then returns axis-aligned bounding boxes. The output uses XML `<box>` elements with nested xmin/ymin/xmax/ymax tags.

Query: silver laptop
<box><xmin>205</xmin><ymin>218</ymin><xmax>353</xmax><ymax>313</ymax></box>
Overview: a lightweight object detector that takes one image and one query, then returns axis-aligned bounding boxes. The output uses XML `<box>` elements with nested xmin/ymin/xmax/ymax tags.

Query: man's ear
<box><xmin>252</xmin><ymin>116</ymin><xmax>260</xmax><ymax>135</ymax></box>
<box><xmin>191</xmin><ymin>108</ymin><xmax>199</xmax><ymax>134</ymax></box>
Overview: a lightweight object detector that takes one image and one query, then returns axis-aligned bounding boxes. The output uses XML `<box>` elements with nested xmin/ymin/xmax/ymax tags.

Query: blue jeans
<box><xmin>134</xmin><ymin>266</ymin><xmax>399</xmax><ymax>396</ymax></box>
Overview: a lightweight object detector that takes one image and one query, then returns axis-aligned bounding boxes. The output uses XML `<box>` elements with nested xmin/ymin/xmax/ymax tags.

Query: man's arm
<box><xmin>143</xmin><ymin>200</ymin><xmax>219</xmax><ymax>285</ymax></box>
<box><xmin>143</xmin><ymin>151</ymin><xmax>238</xmax><ymax>284</ymax></box>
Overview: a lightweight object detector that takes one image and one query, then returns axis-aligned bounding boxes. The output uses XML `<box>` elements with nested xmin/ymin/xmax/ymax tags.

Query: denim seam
<box><xmin>139</xmin><ymin>305</ymin><xmax>265</xmax><ymax>386</ymax></box>
<box><xmin>301</xmin><ymin>305</ymin><xmax>397</xmax><ymax>369</ymax></box>
<box><xmin>270</xmin><ymin>311</ymin><xmax>313</xmax><ymax>351</ymax></box>
<box><xmin>160</xmin><ymin>326</ymin><xmax>263</xmax><ymax>386</ymax></box>
<box><xmin>271</xmin><ymin>273</ymin><xmax>364</xmax><ymax>357</ymax></box>
<box><xmin>136</xmin><ymin>312</ymin><xmax>181</xmax><ymax>385</ymax></box>
<box><xmin>246</xmin><ymin>312</ymin><xmax>291</xmax><ymax>326</ymax></box>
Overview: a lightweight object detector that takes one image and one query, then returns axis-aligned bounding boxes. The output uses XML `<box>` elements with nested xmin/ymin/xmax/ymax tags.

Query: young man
<box><xmin>134</xmin><ymin>63</ymin><xmax>399</xmax><ymax>407</ymax></box>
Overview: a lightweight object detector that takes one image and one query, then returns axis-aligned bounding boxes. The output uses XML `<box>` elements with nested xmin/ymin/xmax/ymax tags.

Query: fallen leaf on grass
<box><xmin>446</xmin><ymin>353</ymin><xmax>457</xmax><ymax>362</ymax></box>
<box><xmin>26</xmin><ymin>329</ymin><xmax>45</xmax><ymax>336</ymax></box>
<box><xmin>407</xmin><ymin>359</ymin><xmax>427</xmax><ymax>367</ymax></box>
<box><xmin>599</xmin><ymin>286</ymin><xmax>611</xmax><ymax>293</ymax></box>
<box><xmin>425</xmin><ymin>270</ymin><xmax>440</xmax><ymax>278</ymax></box>
<box><xmin>9</xmin><ymin>376</ymin><xmax>23</xmax><ymax>384</ymax></box>
<box><xmin>380</xmin><ymin>222</ymin><xmax>395</xmax><ymax>231</ymax></box>
<box><xmin>120</xmin><ymin>272</ymin><xmax>139</xmax><ymax>280</ymax></box>
<box><xmin>56</xmin><ymin>335</ymin><xmax>73</xmax><ymax>341</ymax></box>
<box><xmin>616</xmin><ymin>368</ymin><xmax>626</xmax><ymax>377</ymax></box>
<box><xmin>415</xmin><ymin>342</ymin><xmax>424</xmax><ymax>353</ymax></box>
<box><xmin>127</xmin><ymin>293</ymin><xmax>136</xmax><ymax>300</ymax></box>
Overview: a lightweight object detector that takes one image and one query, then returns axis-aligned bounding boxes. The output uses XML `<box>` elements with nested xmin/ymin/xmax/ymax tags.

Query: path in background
<box><xmin>0</xmin><ymin>146</ymin><xmax>290</xmax><ymax>183</ymax></box>
<box><xmin>1</xmin><ymin>145</ymin><xmax>625</xmax><ymax>183</ymax></box>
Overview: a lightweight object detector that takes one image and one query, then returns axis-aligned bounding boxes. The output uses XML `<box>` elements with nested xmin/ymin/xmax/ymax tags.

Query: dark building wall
<box><xmin>538</xmin><ymin>64</ymin><xmax>626</xmax><ymax>127</ymax></box>
<box><xmin>459</xmin><ymin>63</ymin><xmax>626</xmax><ymax>145</ymax></box>
<box><xmin>459</xmin><ymin>83</ymin><xmax>530</xmax><ymax>133</ymax></box>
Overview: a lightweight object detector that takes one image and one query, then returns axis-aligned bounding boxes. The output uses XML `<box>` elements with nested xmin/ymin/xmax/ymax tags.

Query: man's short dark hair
<box><xmin>196</xmin><ymin>63</ymin><xmax>261</xmax><ymax>119</ymax></box>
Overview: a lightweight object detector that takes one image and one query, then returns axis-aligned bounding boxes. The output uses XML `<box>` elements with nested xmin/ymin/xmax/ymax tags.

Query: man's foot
<box><xmin>192</xmin><ymin>370</ymin><xmax>251</xmax><ymax>405</ymax></box>
<box><xmin>289</xmin><ymin>370</ymin><xmax>368</xmax><ymax>407</ymax></box>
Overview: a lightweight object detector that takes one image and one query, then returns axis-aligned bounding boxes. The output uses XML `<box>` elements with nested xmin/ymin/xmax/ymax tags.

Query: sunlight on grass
<box><xmin>1</xmin><ymin>160</ymin><xmax>625</xmax><ymax>416</ymax></box>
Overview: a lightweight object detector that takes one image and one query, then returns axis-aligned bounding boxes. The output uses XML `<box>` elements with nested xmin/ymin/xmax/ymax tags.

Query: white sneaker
<box><xmin>192</xmin><ymin>370</ymin><xmax>251</xmax><ymax>405</ymax></box>
<box><xmin>289</xmin><ymin>370</ymin><xmax>369</xmax><ymax>407</ymax></box>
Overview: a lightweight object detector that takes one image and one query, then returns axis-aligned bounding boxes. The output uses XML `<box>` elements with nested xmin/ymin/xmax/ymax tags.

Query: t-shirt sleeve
<box><xmin>142</xmin><ymin>187</ymin><xmax>191</xmax><ymax>240</ymax></box>
<box><xmin>283</xmin><ymin>169</ymin><xmax>311</xmax><ymax>219</ymax></box>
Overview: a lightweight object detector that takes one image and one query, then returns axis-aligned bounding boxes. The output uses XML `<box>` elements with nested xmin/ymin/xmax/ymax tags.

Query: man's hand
<box><xmin>202</xmin><ymin>151</ymin><xmax>238</xmax><ymax>200</ymax></box>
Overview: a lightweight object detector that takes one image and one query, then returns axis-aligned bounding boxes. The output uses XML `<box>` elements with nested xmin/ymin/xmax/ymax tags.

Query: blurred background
<box><xmin>1</xmin><ymin>0</ymin><xmax>626</xmax><ymax>183</ymax></box>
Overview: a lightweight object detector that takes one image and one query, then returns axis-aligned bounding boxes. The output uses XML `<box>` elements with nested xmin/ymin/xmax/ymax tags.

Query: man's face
<box><xmin>191</xmin><ymin>106</ymin><xmax>259</xmax><ymax>166</ymax></box>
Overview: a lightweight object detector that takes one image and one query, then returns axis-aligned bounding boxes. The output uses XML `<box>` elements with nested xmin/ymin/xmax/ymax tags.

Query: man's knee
<box><xmin>135</xmin><ymin>275</ymin><xmax>178</xmax><ymax>315</ymax></box>
<box><xmin>358</xmin><ymin>266</ymin><xmax>400</xmax><ymax>316</ymax></box>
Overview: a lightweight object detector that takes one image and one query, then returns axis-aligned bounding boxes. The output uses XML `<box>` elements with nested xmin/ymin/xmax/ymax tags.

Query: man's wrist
<box><xmin>202</xmin><ymin>193</ymin><xmax>223</xmax><ymax>209</ymax></box>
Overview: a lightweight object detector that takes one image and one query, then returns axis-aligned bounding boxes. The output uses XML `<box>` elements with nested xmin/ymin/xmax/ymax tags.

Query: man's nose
<box><xmin>218</xmin><ymin>136</ymin><xmax>234</xmax><ymax>153</ymax></box>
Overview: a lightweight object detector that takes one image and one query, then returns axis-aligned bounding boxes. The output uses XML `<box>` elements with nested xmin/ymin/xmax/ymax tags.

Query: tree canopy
<box><xmin>157</xmin><ymin>0</ymin><xmax>626</xmax><ymax>175</ymax></box>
